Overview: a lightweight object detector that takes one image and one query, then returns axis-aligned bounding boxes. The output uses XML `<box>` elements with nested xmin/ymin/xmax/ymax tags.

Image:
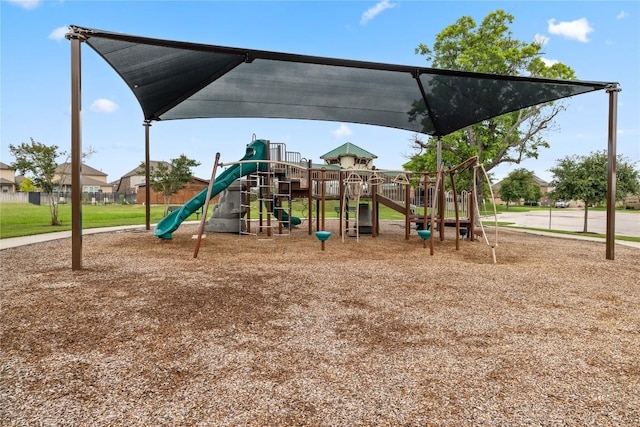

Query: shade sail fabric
<box><xmin>70</xmin><ymin>25</ymin><xmax>614</xmax><ymax>137</ymax></box>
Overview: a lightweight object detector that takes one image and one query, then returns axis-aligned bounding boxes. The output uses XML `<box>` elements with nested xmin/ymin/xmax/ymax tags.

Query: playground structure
<box><xmin>238</xmin><ymin>142</ymin><xmax>305</xmax><ymax>240</ymax></box>
<box><xmin>154</xmin><ymin>137</ymin><xmax>496</xmax><ymax>260</ymax></box>
<box><xmin>309</xmin><ymin>163</ymin><xmax>483</xmax><ymax>254</ymax></box>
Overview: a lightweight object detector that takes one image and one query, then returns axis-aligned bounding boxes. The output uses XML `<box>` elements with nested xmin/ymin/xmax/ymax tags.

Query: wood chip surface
<box><xmin>1</xmin><ymin>221</ymin><xmax>639</xmax><ymax>426</ymax></box>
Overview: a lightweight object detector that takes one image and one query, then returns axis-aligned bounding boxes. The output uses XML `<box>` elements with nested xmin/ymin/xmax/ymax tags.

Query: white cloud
<box><xmin>331</xmin><ymin>124</ymin><xmax>352</xmax><ymax>138</ymax></box>
<box><xmin>90</xmin><ymin>98</ymin><xmax>119</xmax><ymax>114</ymax></box>
<box><xmin>533</xmin><ymin>33</ymin><xmax>549</xmax><ymax>46</ymax></box>
<box><xmin>541</xmin><ymin>58</ymin><xmax>560</xmax><ymax>67</ymax></box>
<box><xmin>48</xmin><ymin>26</ymin><xmax>68</xmax><ymax>41</ymax></box>
<box><xmin>547</xmin><ymin>18</ymin><xmax>594</xmax><ymax>43</ymax></box>
<box><xmin>361</xmin><ymin>0</ymin><xmax>397</xmax><ymax>25</ymax></box>
<box><xmin>616</xmin><ymin>10</ymin><xmax>629</xmax><ymax>20</ymax></box>
<box><xmin>7</xmin><ymin>0</ymin><xmax>41</xmax><ymax>10</ymax></box>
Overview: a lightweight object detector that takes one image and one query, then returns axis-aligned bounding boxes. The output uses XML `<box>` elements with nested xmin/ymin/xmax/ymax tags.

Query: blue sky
<box><xmin>1</xmin><ymin>0</ymin><xmax>638</xmax><ymax>184</ymax></box>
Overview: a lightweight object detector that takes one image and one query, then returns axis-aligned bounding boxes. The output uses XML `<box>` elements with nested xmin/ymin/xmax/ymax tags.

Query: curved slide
<box><xmin>154</xmin><ymin>139</ymin><xmax>300</xmax><ymax>239</ymax></box>
<box><xmin>265</xmin><ymin>197</ymin><xmax>302</xmax><ymax>228</ymax></box>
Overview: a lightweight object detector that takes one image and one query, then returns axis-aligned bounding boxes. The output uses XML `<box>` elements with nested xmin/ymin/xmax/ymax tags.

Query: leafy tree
<box><xmin>498</xmin><ymin>168</ymin><xmax>543</xmax><ymax>208</ymax></box>
<box><xmin>139</xmin><ymin>155</ymin><xmax>200</xmax><ymax>212</ymax></box>
<box><xmin>404</xmin><ymin>9</ymin><xmax>577</xmax><ymax>200</ymax></box>
<box><xmin>18</xmin><ymin>176</ymin><xmax>36</xmax><ymax>192</ymax></box>
<box><xmin>10</xmin><ymin>138</ymin><xmax>63</xmax><ymax>225</ymax></box>
<box><xmin>9</xmin><ymin>138</ymin><xmax>95</xmax><ymax>226</ymax></box>
<box><xmin>550</xmin><ymin>150</ymin><xmax>640</xmax><ymax>232</ymax></box>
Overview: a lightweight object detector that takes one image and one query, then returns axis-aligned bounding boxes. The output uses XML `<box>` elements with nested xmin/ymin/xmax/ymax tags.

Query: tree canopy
<box><xmin>550</xmin><ymin>150</ymin><xmax>640</xmax><ymax>232</ymax></box>
<box><xmin>10</xmin><ymin>138</ymin><xmax>59</xmax><ymax>195</ymax></box>
<box><xmin>404</xmin><ymin>9</ymin><xmax>577</xmax><ymax>192</ymax></box>
<box><xmin>18</xmin><ymin>176</ymin><xmax>36</xmax><ymax>192</ymax></box>
<box><xmin>140</xmin><ymin>155</ymin><xmax>200</xmax><ymax>209</ymax></box>
<box><xmin>497</xmin><ymin>168</ymin><xmax>543</xmax><ymax>208</ymax></box>
<box><xmin>9</xmin><ymin>138</ymin><xmax>63</xmax><ymax>225</ymax></box>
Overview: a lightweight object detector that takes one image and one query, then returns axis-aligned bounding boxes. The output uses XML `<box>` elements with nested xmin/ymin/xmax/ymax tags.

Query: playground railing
<box><xmin>443</xmin><ymin>190</ymin><xmax>470</xmax><ymax>219</ymax></box>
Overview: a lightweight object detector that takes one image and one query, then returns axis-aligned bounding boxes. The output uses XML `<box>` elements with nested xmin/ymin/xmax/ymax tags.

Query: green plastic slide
<box><xmin>154</xmin><ymin>140</ymin><xmax>272</xmax><ymax>240</ymax></box>
<box><xmin>265</xmin><ymin>196</ymin><xmax>302</xmax><ymax>227</ymax></box>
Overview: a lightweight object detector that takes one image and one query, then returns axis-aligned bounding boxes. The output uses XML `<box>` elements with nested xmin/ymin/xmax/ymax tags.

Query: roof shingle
<box><xmin>320</xmin><ymin>143</ymin><xmax>377</xmax><ymax>160</ymax></box>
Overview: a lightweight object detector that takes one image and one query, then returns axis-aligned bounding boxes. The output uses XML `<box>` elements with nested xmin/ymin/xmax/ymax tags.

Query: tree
<box><xmin>550</xmin><ymin>150</ymin><xmax>640</xmax><ymax>233</ymax></box>
<box><xmin>10</xmin><ymin>138</ymin><xmax>63</xmax><ymax>225</ymax></box>
<box><xmin>18</xmin><ymin>176</ymin><xmax>36</xmax><ymax>192</ymax></box>
<box><xmin>10</xmin><ymin>138</ymin><xmax>95</xmax><ymax>226</ymax></box>
<box><xmin>140</xmin><ymin>155</ymin><xmax>200</xmax><ymax>212</ymax></box>
<box><xmin>404</xmin><ymin>9</ymin><xmax>577</xmax><ymax>199</ymax></box>
<box><xmin>498</xmin><ymin>168</ymin><xmax>543</xmax><ymax>208</ymax></box>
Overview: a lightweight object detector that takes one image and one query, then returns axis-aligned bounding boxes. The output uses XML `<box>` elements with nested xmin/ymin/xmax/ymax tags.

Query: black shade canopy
<box><xmin>71</xmin><ymin>25</ymin><xmax>614</xmax><ymax>136</ymax></box>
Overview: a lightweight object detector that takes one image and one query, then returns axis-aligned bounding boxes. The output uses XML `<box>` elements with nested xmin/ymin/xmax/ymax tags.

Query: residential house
<box><xmin>116</xmin><ymin>161</ymin><xmax>170</xmax><ymax>193</ymax></box>
<box><xmin>0</xmin><ymin>162</ymin><xmax>16</xmax><ymax>193</ymax></box>
<box><xmin>54</xmin><ymin>163</ymin><xmax>113</xmax><ymax>193</ymax></box>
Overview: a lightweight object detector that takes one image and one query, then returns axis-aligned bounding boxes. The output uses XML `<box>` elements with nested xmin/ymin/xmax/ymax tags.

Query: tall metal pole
<box><xmin>307</xmin><ymin>159</ymin><xmax>313</xmax><ymax>235</ymax></box>
<box><xmin>68</xmin><ymin>31</ymin><xmax>84</xmax><ymax>271</ymax></box>
<box><xmin>606</xmin><ymin>84</ymin><xmax>621</xmax><ymax>260</ymax></box>
<box><xmin>144</xmin><ymin>121</ymin><xmax>152</xmax><ymax>230</ymax></box>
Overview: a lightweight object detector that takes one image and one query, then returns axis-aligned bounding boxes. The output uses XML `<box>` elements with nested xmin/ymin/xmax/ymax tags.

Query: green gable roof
<box><xmin>320</xmin><ymin>142</ymin><xmax>377</xmax><ymax>161</ymax></box>
<box><xmin>310</xmin><ymin>163</ymin><xmax>340</xmax><ymax>170</ymax></box>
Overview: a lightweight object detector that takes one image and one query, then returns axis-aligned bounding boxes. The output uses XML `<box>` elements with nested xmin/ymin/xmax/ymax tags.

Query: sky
<box><xmin>1</xmin><ymin>0</ymin><xmax>639</xmax><ymax>185</ymax></box>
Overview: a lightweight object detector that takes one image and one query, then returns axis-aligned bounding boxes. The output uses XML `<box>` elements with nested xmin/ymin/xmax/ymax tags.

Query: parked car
<box><xmin>555</xmin><ymin>200</ymin><xmax>569</xmax><ymax>208</ymax></box>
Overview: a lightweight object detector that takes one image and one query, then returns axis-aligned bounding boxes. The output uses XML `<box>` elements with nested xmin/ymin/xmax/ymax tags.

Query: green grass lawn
<box><xmin>3</xmin><ymin>200</ymin><xmax>636</xmax><ymax>241</ymax></box>
<box><xmin>0</xmin><ymin>203</ymin><xmax>171</xmax><ymax>239</ymax></box>
<box><xmin>0</xmin><ymin>199</ymin><xmax>430</xmax><ymax>239</ymax></box>
<box><xmin>0</xmin><ymin>200</ymin><xmax>409</xmax><ymax>239</ymax></box>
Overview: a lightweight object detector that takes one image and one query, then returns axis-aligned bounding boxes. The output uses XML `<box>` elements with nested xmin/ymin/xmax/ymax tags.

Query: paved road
<box><xmin>495</xmin><ymin>208</ymin><xmax>639</xmax><ymax>237</ymax></box>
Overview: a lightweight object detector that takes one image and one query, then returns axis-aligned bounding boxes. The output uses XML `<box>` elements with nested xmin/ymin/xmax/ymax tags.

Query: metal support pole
<box><xmin>321</xmin><ymin>168</ymin><xmax>326</xmax><ymax>231</ymax></box>
<box><xmin>405</xmin><ymin>182</ymin><xmax>411</xmax><ymax>240</ymax></box>
<box><xmin>307</xmin><ymin>160</ymin><xmax>313</xmax><ymax>235</ymax></box>
<box><xmin>67</xmin><ymin>31</ymin><xmax>84</xmax><ymax>271</ymax></box>
<box><xmin>144</xmin><ymin>121</ymin><xmax>152</xmax><ymax>230</ymax></box>
<box><xmin>606</xmin><ymin>84</ymin><xmax>621</xmax><ymax>260</ymax></box>
<box><xmin>436</xmin><ymin>136</ymin><xmax>443</xmax><ymax>170</ymax></box>
<box><xmin>338</xmin><ymin>170</ymin><xmax>344</xmax><ymax>237</ymax></box>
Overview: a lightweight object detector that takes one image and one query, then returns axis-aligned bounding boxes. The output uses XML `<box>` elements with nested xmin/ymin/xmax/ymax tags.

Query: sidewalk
<box><xmin>494</xmin><ymin>208</ymin><xmax>639</xmax><ymax>236</ymax></box>
<box><xmin>492</xmin><ymin>226</ymin><xmax>640</xmax><ymax>249</ymax></box>
<box><xmin>489</xmin><ymin>208</ymin><xmax>640</xmax><ymax>249</ymax></box>
<box><xmin>0</xmin><ymin>225</ymin><xmax>153</xmax><ymax>250</ymax></box>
